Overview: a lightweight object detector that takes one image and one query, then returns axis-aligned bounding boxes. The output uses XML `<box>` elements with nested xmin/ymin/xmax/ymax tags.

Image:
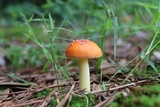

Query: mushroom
<box><xmin>65</xmin><ymin>39</ymin><xmax>102</xmax><ymax>91</ymax></box>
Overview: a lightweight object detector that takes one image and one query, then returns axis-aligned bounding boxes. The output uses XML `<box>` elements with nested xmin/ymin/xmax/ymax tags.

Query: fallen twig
<box><xmin>0</xmin><ymin>82</ymin><xmax>72</xmax><ymax>96</ymax></box>
<box><xmin>38</xmin><ymin>88</ymin><xmax>56</xmax><ymax>107</ymax></box>
<box><xmin>94</xmin><ymin>94</ymin><xmax>116</xmax><ymax>107</ymax></box>
<box><xmin>88</xmin><ymin>80</ymin><xmax>147</xmax><ymax>94</ymax></box>
<box><xmin>12</xmin><ymin>98</ymin><xmax>52</xmax><ymax>107</ymax></box>
<box><xmin>56</xmin><ymin>82</ymin><xmax>76</xmax><ymax>107</ymax></box>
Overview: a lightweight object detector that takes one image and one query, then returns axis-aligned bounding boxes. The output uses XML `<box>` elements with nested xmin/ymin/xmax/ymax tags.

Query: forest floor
<box><xmin>0</xmin><ymin>34</ymin><xmax>160</xmax><ymax>107</ymax></box>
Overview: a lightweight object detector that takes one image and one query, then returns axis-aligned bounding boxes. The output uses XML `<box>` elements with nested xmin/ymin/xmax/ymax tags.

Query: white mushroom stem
<box><xmin>79</xmin><ymin>58</ymin><xmax>90</xmax><ymax>91</ymax></box>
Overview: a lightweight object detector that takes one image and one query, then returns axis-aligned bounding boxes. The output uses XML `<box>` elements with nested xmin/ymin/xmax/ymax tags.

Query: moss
<box><xmin>109</xmin><ymin>84</ymin><xmax>160</xmax><ymax>107</ymax></box>
<box><xmin>35</xmin><ymin>88</ymin><xmax>52</xmax><ymax>98</ymax></box>
<box><xmin>69</xmin><ymin>93</ymin><xmax>96</xmax><ymax>107</ymax></box>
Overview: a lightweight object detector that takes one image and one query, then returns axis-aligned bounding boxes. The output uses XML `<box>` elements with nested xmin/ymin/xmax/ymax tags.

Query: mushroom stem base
<box><xmin>79</xmin><ymin>58</ymin><xmax>90</xmax><ymax>91</ymax></box>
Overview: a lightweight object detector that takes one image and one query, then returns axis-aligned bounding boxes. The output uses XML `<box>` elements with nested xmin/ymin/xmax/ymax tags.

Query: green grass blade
<box><xmin>144</xmin><ymin>57</ymin><xmax>158</xmax><ymax>72</ymax></box>
<box><xmin>113</xmin><ymin>17</ymin><xmax>118</xmax><ymax>60</ymax></box>
<box><xmin>135</xmin><ymin>2</ymin><xmax>158</xmax><ymax>9</ymax></box>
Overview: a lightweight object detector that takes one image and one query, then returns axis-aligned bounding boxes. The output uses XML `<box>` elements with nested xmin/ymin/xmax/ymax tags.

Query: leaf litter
<box><xmin>0</xmin><ymin>35</ymin><xmax>160</xmax><ymax>107</ymax></box>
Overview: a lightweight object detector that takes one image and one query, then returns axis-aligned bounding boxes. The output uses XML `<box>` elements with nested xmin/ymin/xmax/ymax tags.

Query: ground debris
<box><xmin>0</xmin><ymin>68</ymin><xmax>158</xmax><ymax>107</ymax></box>
<box><xmin>0</xmin><ymin>36</ymin><xmax>159</xmax><ymax>107</ymax></box>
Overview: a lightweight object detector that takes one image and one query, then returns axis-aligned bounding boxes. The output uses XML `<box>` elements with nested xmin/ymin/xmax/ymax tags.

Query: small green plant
<box><xmin>69</xmin><ymin>93</ymin><xmax>96</xmax><ymax>107</ymax></box>
<box><xmin>35</xmin><ymin>88</ymin><xmax>65</xmax><ymax>106</ymax></box>
<box><xmin>50</xmin><ymin>99</ymin><xmax>58</xmax><ymax>107</ymax></box>
<box><xmin>50</xmin><ymin>95</ymin><xmax>64</xmax><ymax>107</ymax></box>
<box><xmin>109</xmin><ymin>84</ymin><xmax>160</xmax><ymax>107</ymax></box>
<box><xmin>26</xmin><ymin>105</ymin><xmax>31</xmax><ymax>107</ymax></box>
<box><xmin>35</xmin><ymin>88</ymin><xmax>52</xmax><ymax>98</ymax></box>
<box><xmin>22</xmin><ymin>13</ymin><xmax>67</xmax><ymax>83</ymax></box>
<box><xmin>142</xmin><ymin>84</ymin><xmax>160</xmax><ymax>95</ymax></box>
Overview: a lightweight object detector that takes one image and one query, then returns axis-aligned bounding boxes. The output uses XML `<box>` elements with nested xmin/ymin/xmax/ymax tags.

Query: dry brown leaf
<box><xmin>102</xmin><ymin>67</ymin><xmax>117</xmax><ymax>75</ymax></box>
<box><xmin>92</xmin><ymin>83</ymin><xmax>103</xmax><ymax>91</ymax></box>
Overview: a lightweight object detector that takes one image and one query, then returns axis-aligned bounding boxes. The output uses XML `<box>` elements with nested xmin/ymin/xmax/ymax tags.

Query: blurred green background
<box><xmin>0</xmin><ymin>0</ymin><xmax>159</xmax><ymax>70</ymax></box>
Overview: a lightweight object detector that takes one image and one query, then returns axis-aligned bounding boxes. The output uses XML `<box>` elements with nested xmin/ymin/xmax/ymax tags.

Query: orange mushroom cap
<box><xmin>66</xmin><ymin>39</ymin><xmax>102</xmax><ymax>58</ymax></box>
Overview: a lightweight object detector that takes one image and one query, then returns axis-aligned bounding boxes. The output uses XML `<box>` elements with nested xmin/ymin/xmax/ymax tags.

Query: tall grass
<box><xmin>108</xmin><ymin>1</ymin><xmax>160</xmax><ymax>84</ymax></box>
<box><xmin>22</xmin><ymin>14</ymin><xmax>64</xmax><ymax>84</ymax></box>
